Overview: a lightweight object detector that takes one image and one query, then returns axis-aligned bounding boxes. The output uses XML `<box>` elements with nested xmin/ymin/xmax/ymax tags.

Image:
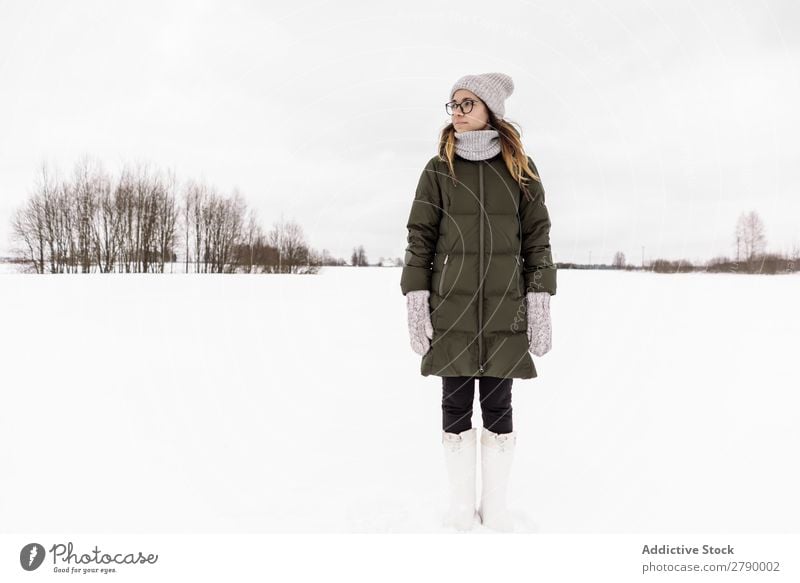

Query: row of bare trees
<box><xmin>10</xmin><ymin>158</ymin><xmax>176</xmax><ymax>273</ymax></box>
<box><xmin>10</xmin><ymin>157</ymin><xmax>348</xmax><ymax>274</ymax></box>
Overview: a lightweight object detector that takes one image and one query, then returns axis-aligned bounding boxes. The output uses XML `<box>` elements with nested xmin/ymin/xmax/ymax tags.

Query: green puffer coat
<box><xmin>400</xmin><ymin>152</ymin><xmax>556</xmax><ymax>379</ymax></box>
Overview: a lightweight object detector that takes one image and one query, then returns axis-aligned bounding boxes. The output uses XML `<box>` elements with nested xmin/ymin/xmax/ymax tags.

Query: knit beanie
<box><xmin>450</xmin><ymin>72</ymin><xmax>515</xmax><ymax>120</ymax></box>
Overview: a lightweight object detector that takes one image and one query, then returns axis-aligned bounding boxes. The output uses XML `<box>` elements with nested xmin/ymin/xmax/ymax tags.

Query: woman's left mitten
<box><xmin>407</xmin><ymin>290</ymin><xmax>434</xmax><ymax>355</ymax></box>
<box><xmin>526</xmin><ymin>291</ymin><xmax>552</xmax><ymax>356</ymax></box>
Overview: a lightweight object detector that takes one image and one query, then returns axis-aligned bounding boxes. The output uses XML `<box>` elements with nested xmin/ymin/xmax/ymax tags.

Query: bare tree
<box><xmin>179</xmin><ymin>180</ymin><xmax>247</xmax><ymax>273</ymax></box>
<box><xmin>182</xmin><ymin>179</ymin><xmax>210</xmax><ymax>273</ymax></box>
<box><xmin>351</xmin><ymin>244</ymin><xmax>367</xmax><ymax>266</ymax></box>
<box><xmin>266</xmin><ymin>218</ymin><xmax>315</xmax><ymax>273</ymax></box>
<box><xmin>612</xmin><ymin>251</ymin><xmax>626</xmax><ymax>268</ymax></box>
<box><xmin>239</xmin><ymin>207</ymin><xmax>263</xmax><ymax>273</ymax></box>
<box><xmin>154</xmin><ymin>168</ymin><xmax>179</xmax><ymax>273</ymax></box>
<box><xmin>214</xmin><ymin>188</ymin><xmax>246</xmax><ymax>273</ymax></box>
<box><xmin>72</xmin><ymin>155</ymin><xmax>98</xmax><ymax>272</ymax></box>
<box><xmin>10</xmin><ymin>162</ymin><xmax>59</xmax><ymax>273</ymax></box>
<box><xmin>735</xmin><ymin>210</ymin><xmax>766</xmax><ymax>266</ymax></box>
<box><xmin>47</xmin><ymin>179</ymin><xmax>74</xmax><ymax>273</ymax></box>
<box><xmin>105</xmin><ymin>161</ymin><xmax>179</xmax><ymax>273</ymax></box>
<box><xmin>89</xmin><ymin>163</ymin><xmax>122</xmax><ymax>273</ymax></box>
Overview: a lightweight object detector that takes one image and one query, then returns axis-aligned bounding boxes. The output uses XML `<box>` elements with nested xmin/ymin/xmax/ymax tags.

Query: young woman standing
<box><xmin>400</xmin><ymin>72</ymin><xmax>556</xmax><ymax>532</ymax></box>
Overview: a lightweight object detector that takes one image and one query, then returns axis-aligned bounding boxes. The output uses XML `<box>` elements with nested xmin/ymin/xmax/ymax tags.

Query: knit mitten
<box><xmin>406</xmin><ymin>290</ymin><xmax>434</xmax><ymax>355</ymax></box>
<box><xmin>526</xmin><ymin>291</ymin><xmax>552</xmax><ymax>356</ymax></box>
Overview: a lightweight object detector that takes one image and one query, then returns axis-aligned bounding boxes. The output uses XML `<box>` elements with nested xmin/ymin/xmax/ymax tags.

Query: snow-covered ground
<box><xmin>0</xmin><ymin>266</ymin><xmax>798</xmax><ymax>533</ymax></box>
<box><xmin>0</xmin><ymin>262</ymin><xmax>26</xmax><ymax>274</ymax></box>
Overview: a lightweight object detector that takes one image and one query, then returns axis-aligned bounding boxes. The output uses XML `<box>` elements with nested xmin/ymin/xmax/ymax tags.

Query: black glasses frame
<box><xmin>445</xmin><ymin>98</ymin><xmax>479</xmax><ymax>115</ymax></box>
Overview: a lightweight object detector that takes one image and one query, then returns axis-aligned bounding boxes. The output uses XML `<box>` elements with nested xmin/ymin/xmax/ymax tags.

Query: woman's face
<box><xmin>449</xmin><ymin>89</ymin><xmax>489</xmax><ymax>132</ymax></box>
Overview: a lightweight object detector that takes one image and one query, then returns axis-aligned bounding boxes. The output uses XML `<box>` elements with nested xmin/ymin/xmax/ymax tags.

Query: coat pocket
<box><xmin>438</xmin><ymin>254</ymin><xmax>450</xmax><ymax>296</ymax></box>
<box><xmin>516</xmin><ymin>255</ymin><xmax>525</xmax><ymax>298</ymax></box>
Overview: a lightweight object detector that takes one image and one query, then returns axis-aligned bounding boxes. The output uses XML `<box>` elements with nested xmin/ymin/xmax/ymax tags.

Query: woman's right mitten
<box><xmin>406</xmin><ymin>289</ymin><xmax>434</xmax><ymax>355</ymax></box>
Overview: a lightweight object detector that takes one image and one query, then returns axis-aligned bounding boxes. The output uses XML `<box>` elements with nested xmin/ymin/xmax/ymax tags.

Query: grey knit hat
<box><xmin>450</xmin><ymin>72</ymin><xmax>515</xmax><ymax>120</ymax></box>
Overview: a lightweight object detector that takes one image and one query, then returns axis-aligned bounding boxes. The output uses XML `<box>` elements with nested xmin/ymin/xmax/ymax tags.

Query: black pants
<box><xmin>442</xmin><ymin>376</ymin><xmax>513</xmax><ymax>435</ymax></box>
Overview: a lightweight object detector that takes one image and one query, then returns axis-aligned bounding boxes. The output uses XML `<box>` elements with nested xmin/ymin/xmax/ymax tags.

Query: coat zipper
<box><xmin>516</xmin><ymin>255</ymin><xmax>524</xmax><ymax>297</ymax></box>
<box><xmin>438</xmin><ymin>253</ymin><xmax>449</xmax><ymax>296</ymax></box>
<box><xmin>478</xmin><ymin>163</ymin><xmax>485</xmax><ymax>375</ymax></box>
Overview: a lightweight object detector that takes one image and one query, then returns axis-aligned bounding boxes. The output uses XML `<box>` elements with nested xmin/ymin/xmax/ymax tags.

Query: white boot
<box><xmin>477</xmin><ymin>428</ymin><xmax>517</xmax><ymax>532</ymax></box>
<box><xmin>441</xmin><ymin>427</ymin><xmax>479</xmax><ymax>531</ymax></box>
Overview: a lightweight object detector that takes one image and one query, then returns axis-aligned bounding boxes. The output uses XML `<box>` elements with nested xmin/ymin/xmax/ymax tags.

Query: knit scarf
<box><xmin>454</xmin><ymin>128</ymin><xmax>501</xmax><ymax>161</ymax></box>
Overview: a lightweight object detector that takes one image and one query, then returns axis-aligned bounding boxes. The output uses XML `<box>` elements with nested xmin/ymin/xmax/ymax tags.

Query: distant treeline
<box><xmin>556</xmin><ymin>253</ymin><xmax>800</xmax><ymax>274</ymax></box>
<box><xmin>9</xmin><ymin>157</ymin><xmax>349</xmax><ymax>274</ymax></box>
<box><xmin>560</xmin><ymin>210</ymin><xmax>799</xmax><ymax>275</ymax></box>
<box><xmin>652</xmin><ymin>254</ymin><xmax>798</xmax><ymax>274</ymax></box>
<box><xmin>557</xmin><ymin>255</ymin><xmax>798</xmax><ymax>274</ymax></box>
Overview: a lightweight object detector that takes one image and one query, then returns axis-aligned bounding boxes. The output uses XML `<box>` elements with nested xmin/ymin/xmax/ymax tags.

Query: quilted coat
<box><xmin>400</xmin><ymin>152</ymin><xmax>556</xmax><ymax>379</ymax></box>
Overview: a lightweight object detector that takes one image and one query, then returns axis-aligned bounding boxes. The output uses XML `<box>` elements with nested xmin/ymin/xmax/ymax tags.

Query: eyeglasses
<box><xmin>445</xmin><ymin>98</ymin><xmax>479</xmax><ymax>115</ymax></box>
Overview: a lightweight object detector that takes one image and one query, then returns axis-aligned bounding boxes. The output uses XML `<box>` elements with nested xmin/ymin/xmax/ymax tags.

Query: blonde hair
<box><xmin>437</xmin><ymin>112</ymin><xmax>540</xmax><ymax>203</ymax></box>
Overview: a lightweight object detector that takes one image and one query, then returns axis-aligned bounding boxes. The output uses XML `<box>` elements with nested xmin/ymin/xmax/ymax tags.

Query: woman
<box><xmin>400</xmin><ymin>72</ymin><xmax>556</xmax><ymax>532</ymax></box>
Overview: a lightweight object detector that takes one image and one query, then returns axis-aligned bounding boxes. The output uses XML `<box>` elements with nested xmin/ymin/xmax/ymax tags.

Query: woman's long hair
<box><xmin>437</xmin><ymin>109</ymin><xmax>540</xmax><ymax>202</ymax></box>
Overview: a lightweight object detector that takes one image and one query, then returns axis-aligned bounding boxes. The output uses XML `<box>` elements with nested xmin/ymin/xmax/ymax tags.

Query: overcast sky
<box><xmin>1</xmin><ymin>0</ymin><xmax>798</xmax><ymax>265</ymax></box>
